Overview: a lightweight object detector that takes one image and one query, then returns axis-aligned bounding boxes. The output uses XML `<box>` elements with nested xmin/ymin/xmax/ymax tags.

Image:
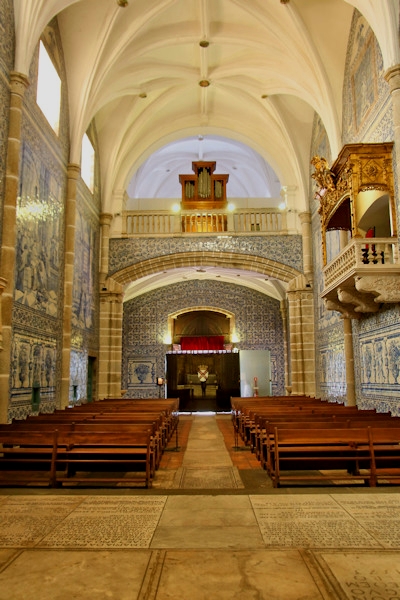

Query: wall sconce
<box><xmin>171</xmin><ymin>203</ymin><xmax>181</xmax><ymax>213</ymax></box>
<box><xmin>157</xmin><ymin>377</ymin><xmax>165</xmax><ymax>398</ymax></box>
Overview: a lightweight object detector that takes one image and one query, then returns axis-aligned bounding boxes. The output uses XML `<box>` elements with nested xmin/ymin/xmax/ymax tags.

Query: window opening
<box><xmin>36</xmin><ymin>41</ymin><xmax>61</xmax><ymax>134</ymax></box>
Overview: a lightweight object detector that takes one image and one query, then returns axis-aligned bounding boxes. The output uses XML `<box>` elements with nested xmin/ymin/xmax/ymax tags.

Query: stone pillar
<box><xmin>385</xmin><ymin>66</ymin><xmax>400</xmax><ymax>197</ymax></box>
<box><xmin>0</xmin><ymin>72</ymin><xmax>29</xmax><ymax>423</ymax></box>
<box><xmin>280</xmin><ymin>300</ymin><xmax>290</xmax><ymax>394</ymax></box>
<box><xmin>99</xmin><ymin>213</ymin><xmax>113</xmax><ymax>286</ymax></box>
<box><xmin>60</xmin><ymin>164</ymin><xmax>80</xmax><ymax>409</ymax></box>
<box><xmin>98</xmin><ymin>282</ymin><xmax>124</xmax><ymax>399</ymax></box>
<box><xmin>286</xmin><ymin>275</ymin><xmax>316</xmax><ymax>397</ymax></box>
<box><xmin>299</xmin><ymin>211</ymin><xmax>313</xmax><ymax>279</ymax></box>
<box><xmin>343</xmin><ymin>317</ymin><xmax>356</xmax><ymax>406</ymax></box>
<box><xmin>0</xmin><ymin>278</ymin><xmax>7</xmax><ymax>350</ymax></box>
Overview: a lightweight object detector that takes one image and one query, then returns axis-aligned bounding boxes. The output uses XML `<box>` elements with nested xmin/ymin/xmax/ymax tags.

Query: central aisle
<box><xmin>172</xmin><ymin>415</ymin><xmax>244</xmax><ymax>489</ymax></box>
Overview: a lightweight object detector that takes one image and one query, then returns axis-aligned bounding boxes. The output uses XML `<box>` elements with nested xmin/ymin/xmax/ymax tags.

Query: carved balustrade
<box><xmin>122</xmin><ymin>208</ymin><xmax>286</xmax><ymax>236</ymax></box>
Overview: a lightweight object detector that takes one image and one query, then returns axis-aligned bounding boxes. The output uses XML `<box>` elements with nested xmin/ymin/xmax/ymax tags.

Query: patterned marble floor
<box><xmin>1</xmin><ymin>414</ymin><xmax>400</xmax><ymax>599</ymax></box>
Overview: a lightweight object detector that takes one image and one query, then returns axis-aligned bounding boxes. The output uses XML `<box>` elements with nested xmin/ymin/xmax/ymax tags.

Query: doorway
<box><xmin>87</xmin><ymin>356</ymin><xmax>97</xmax><ymax>403</ymax></box>
<box><xmin>166</xmin><ymin>352</ymin><xmax>240</xmax><ymax>412</ymax></box>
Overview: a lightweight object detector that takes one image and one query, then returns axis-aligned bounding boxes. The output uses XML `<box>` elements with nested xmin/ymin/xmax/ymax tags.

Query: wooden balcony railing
<box><xmin>122</xmin><ymin>208</ymin><xmax>287</xmax><ymax>236</ymax></box>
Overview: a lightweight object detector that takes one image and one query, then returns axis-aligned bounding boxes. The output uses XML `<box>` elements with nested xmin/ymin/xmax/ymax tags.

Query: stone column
<box><xmin>385</xmin><ymin>66</ymin><xmax>400</xmax><ymax>197</ymax></box>
<box><xmin>0</xmin><ymin>72</ymin><xmax>29</xmax><ymax>423</ymax></box>
<box><xmin>98</xmin><ymin>214</ymin><xmax>124</xmax><ymax>399</ymax></box>
<box><xmin>60</xmin><ymin>164</ymin><xmax>80</xmax><ymax>408</ymax></box>
<box><xmin>98</xmin><ymin>283</ymin><xmax>124</xmax><ymax>399</ymax></box>
<box><xmin>286</xmin><ymin>275</ymin><xmax>316</xmax><ymax>397</ymax></box>
<box><xmin>280</xmin><ymin>300</ymin><xmax>290</xmax><ymax>394</ymax></box>
<box><xmin>343</xmin><ymin>317</ymin><xmax>356</xmax><ymax>406</ymax></box>
<box><xmin>299</xmin><ymin>211</ymin><xmax>313</xmax><ymax>279</ymax></box>
<box><xmin>99</xmin><ymin>213</ymin><xmax>113</xmax><ymax>286</ymax></box>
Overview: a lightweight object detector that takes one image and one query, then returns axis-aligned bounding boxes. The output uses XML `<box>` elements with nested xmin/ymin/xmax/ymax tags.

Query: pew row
<box><xmin>0</xmin><ymin>428</ymin><xmax>153</xmax><ymax>488</ymax></box>
<box><xmin>269</xmin><ymin>426</ymin><xmax>400</xmax><ymax>488</ymax></box>
<box><xmin>0</xmin><ymin>397</ymin><xmax>180</xmax><ymax>488</ymax></box>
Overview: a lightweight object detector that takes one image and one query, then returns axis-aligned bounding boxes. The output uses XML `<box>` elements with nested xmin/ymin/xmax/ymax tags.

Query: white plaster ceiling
<box><xmin>14</xmin><ymin>0</ymin><xmax>400</xmax><ymax>302</ymax></box>
<box><xmin>126</xmin><ymin>135</ymin><xmax>282</xmax><ymax>202</ymax></box>
<box><xmin>123</xmin><ymin>265</ymin><xmax>287</xmax><ymax>303</ymax></box>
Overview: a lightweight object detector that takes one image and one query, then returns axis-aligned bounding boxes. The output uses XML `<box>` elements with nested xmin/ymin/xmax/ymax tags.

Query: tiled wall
<box><xmin>6</xmin><ymin>18</ymin><xmax>100</xmax><ymax>419</ymax></box>
<box><xmin>9</xmin><ymin>21</ymin><xmax>68</xmax><ymax>420</ymax></box>
<box><xmin>0</xmin><ymin>0</ymin><xmax>14</xmax><ymax>250</ymax></box>
<box><xmin>311</xmin><ymin>10</ymin><xmax>400</xmax><ymax>415</ymax></box>
<box><xmin>69</xmin><ymin>174</ymin><xmax>100</xmax><ymax>405</ymax></box>
<box><xmin>122</xmin><ymin>280</ymin><xmax>285</xmax><ymax>398</ymax></box>
<box><xmin>109</xmin><ymin>235</ymin><xmax>303</xmax><ymax>275</ymax></box>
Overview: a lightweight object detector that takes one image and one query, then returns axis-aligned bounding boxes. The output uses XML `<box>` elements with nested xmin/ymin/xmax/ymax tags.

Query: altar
<box><xmin>182</xmin><ymin>373</ymin><xmax>218</xmax><ymax>398</ymax></box>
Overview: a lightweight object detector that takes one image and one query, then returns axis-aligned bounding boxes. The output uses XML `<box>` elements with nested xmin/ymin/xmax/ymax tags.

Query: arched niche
<box><xmin>166</xmin><ymin>307</ymin><xmax>236</xmax><ymax>350</ymax></box>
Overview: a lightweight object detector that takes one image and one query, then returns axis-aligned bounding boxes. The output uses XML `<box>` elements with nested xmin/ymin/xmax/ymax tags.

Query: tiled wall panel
<box><xmin>0</xmin><ymin>0</ymin><xmax>14</xmax><ymax>250</ymax></box>
<box><xmin>122</xmin><ymin>280</ymin><xmax>285</xmax><ymax>398</ymax></box>
<box><xmin>109</xmin><ymin>235</ymin><xmax>303</xmax><ymax>275</ymax></box>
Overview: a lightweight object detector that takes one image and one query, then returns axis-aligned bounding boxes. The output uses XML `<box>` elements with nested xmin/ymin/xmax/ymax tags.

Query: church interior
<box><xmin>1</xmin><ymin>0</ymin><xmax>400</xmax><ymax>598</ymax></box>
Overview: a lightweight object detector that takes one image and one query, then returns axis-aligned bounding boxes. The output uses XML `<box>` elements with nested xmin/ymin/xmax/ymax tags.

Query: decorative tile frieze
<box><xmin>109</xmin><ymin>235</ymin><xmax>303</xmax><ymax>275</ymax></box>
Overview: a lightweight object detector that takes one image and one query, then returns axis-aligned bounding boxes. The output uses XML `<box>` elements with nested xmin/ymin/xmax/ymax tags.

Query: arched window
<box><xmin>36</xmin><ymin>41</ymin><xmax>61</xmax><ymax>134</ymax></box>
<box><xmin>81</xmin><ymin>134</ymin><xmax>95</xmax><ymax>193</ymax></box>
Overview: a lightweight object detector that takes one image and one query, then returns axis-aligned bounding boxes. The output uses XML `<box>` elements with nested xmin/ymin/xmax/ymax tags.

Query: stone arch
<box><xmin>110</xmin><ymin>251</ymin><xmax>302</xmax><ymax>287</ymax></box>
<box><xmin>166</xmin><ymin>306</ymin><xmax>237</xmax><ymax>346</ymax></box>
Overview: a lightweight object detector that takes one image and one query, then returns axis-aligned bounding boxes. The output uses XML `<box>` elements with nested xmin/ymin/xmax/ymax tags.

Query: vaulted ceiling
<box><xmin>13</xmin><ymin>0</ymin><xmax>400</xmax><ymax>300</ymax></box>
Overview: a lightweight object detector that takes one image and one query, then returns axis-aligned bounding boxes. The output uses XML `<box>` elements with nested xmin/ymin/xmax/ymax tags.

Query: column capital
<box><xmin>298</xmin><ymin>211</ymin><xmax>311</xmax><ymax>224</ymax></box>
<box><xmin>67</xmin><ymin>163</ymin><xmax>81</xmax><ymax>179</ymax></box>
<box><xmin>384</xmin><ymin>65</ymin><xmax>400</xmax><ymax>92</ymax></box>
<box><xmin>9</xmin><ymin>71</ymin><xmax>29</xmax><ymax>96</ymax></box>
<box><xmin>100</xmin><ymin>213</ymin><xmax>113</xmax><ymax>226</ymax></box>
<box><xmin>100</xmin><ymin>290</ymin><xmax>124</xmax><ymax>304</ymax></box>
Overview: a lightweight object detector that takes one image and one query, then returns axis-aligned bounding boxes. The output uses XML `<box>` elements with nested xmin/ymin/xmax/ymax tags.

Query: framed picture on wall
<box><xmin>128</xmin><ymin>358</ymin><xmax>156</xmax><ymax>386</ymax></box>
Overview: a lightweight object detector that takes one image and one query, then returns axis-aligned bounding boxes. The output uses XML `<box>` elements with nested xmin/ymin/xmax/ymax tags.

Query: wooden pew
<box><xmin>54</xmin><ymin>430</ymin><xmax>153</xmax><ymax>488</ymax></box>
<box><xmin>0</xmin><ymin>428</ymin><xmax>154</xmax><ymax>488</ymax></box>
<box><xmin>258</xmin><ymin>418</ymin><xmax>399</xmax><ymax>474</ymax></box>
<box><xmin>270</xmin><ymin>427</ymin><xmax>374</xmax><ymax>487</ymax></box>
<box><xmin>0</xmin><ymin>399</ymin><xmax>180</xmax><ymax>488</ymax></box>
<box><xmin>0</xmin><ymin>429</ymin><xmax>58</xmax><ymax>487</ymax></box>
<box><xmin>369</xmin><ymin>427</ymin><xmax>400</xmax><ymax>485</ymax></box>
<box><xmin>269</xmin><ymin>425</ymin><xmax>400</xmax><ymax>488</ymax></box>
<box><xmin>256</xmin><ymin>415</ymin><xmax>400</xmax><ymax>466</ymax></box>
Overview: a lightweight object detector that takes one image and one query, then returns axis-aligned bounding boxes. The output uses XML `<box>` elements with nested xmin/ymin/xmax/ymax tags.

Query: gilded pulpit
<box><xmin>312</xmin><ymin>143</ymin><xmax>400</xmax><ymax>318</ymax></box>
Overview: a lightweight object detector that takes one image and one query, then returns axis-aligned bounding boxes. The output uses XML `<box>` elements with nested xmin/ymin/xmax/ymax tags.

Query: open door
<box><xmin>166</xmin><ymin>352</ymin><xmax>240</xmax><ymax>411</ymax></box>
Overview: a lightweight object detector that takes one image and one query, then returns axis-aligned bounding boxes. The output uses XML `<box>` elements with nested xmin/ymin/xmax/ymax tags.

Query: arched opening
<box><xmin>165</xmin><ymin>308</ymin><xmax>240</xmax><ymax>412</ymax></box>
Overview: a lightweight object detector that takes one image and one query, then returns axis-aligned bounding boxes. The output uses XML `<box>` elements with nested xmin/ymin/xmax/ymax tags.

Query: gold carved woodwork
<box><xmin>311</xmin><ymin>143</ymin><xmax>396</xmax><ymax>265</ymax></box>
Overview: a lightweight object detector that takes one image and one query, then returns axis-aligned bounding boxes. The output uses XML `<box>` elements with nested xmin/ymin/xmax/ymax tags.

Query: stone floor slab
<box><xmin>313</xmin><ymin>550</ymin><xmax>400</xmax><ymax>600</ymax></box>
<box><xmin>250</xmin><ymin>494</ymin><xmax>382</xmax><ymax>549</ymax></box>
<box><xmin>173</xmin><ymin>466</ymin><xmax>244</xmax><ymax>488</ymax></box>
<box><xmin>154</xmin><ymin>549</ymin><xmax>327</xmax><ymax>600</ymax></box>
<box><xmin>38</xmin><ymin>496</ymin><xmax>167</xmax><ymax>548</ymax></box>
<box><xmin>0</xmin><ymin>549</ymin><xmax>151</xmax><ymax>600</ymax></box>
<box><xmin>333</xmin><ymin>493</ymin><xmax>400</xmax><ymax>548</ymax></box>
<box><xmin>0</xmin><ymin>496</ymin><xmax>85</xmax><ymax>547</ymax></box>
<box><xmin>150</xmin><ymin>525</ymin><xmax>265</xmax><ymax>549</ymax></box>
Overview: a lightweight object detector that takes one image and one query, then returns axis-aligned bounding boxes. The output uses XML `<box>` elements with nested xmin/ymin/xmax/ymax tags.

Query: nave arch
<box><xmin>109</xmin><ymin>251</ymin><xmax>302</xmax><ymax>290</ymax></box>
<box><xmin>97</xmin><ymin>252</ymin><xmax>314</xmax><ymax>401</ymax></box>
